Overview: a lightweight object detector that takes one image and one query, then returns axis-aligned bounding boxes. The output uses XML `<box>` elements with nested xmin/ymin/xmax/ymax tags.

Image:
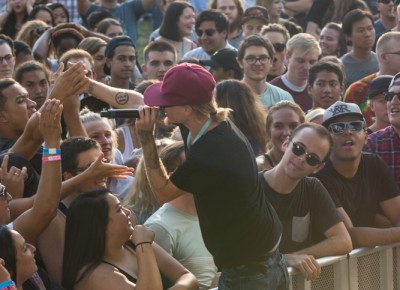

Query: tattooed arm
<box><xmin>86</xmin><ymin>79</ymin><xmax>144</xmax><ymax>108</ymax></box>
<box><xmin>136</xmin><ymin>107</ymin><xmax>188</xmax><ymax>204</ymax></box>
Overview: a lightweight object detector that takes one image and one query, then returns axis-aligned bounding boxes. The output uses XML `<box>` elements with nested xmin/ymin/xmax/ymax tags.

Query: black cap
<box><xmin>368</xmin><ymin>75</ymin><xmax>393</xmax><ymax>99</ymax></box>
<box><xmin>104</xmin><ymin>35</ymin><xmax>135</xmax><ymax>58</ymax></box>
<box><xmin>200</xmin><ymin>48</ymin><xmax>243</xmax><ymax>79</ymax></box>
<box><xmin>242</xmin><ymin>6</ymin><xmax>269</xmax><ymax>25</ymax></box>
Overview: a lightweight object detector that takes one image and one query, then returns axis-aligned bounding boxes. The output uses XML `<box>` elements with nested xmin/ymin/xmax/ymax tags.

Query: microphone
<box><xmin>100</xmin><ymin>109</ymin><xmax>140</xmax><ymax>119</ymax></box>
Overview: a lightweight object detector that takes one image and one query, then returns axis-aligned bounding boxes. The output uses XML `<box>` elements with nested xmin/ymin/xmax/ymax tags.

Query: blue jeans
<box><xmin>218</xmin><ymin>250</ymin><xmax>289</xmax><ymax>290</ymax></box>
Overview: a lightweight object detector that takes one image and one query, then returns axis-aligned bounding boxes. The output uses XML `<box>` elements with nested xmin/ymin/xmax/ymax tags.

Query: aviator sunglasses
<box><xmin>328</xmin><ymin>121</ymin><xmax>365</xmax><ymax>135</ymax></box>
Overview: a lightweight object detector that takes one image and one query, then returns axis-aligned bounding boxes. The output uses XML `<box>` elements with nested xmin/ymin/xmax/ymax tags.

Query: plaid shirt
<box><xmin>364</xmin><ymin>125</ymin><xmax>400</xmax><ymax>189</ymax></box>
<box><xmin>53</xmin><ymin>0</ymin><xmax>81</xmax><ymax>23</ymax></box>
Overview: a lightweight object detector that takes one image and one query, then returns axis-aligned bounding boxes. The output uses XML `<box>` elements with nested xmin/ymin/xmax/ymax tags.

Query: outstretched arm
<box><xmin>338</xmin><ymin>207</ymin><xmax>400</xmax><ymax>247</ymax></box>
<box><xmin>13</xmin><ymin>99</ymin><xmax>63</xmax><ymax>244</ymax></box>
<box><xmin>87</xmin><ymin>79</ymin><xmax>144</xmax><ymax>109</ymax></box>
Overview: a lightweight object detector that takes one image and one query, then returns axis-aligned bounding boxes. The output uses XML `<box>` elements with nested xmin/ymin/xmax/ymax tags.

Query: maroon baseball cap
<box><xmin>144</xmin><ymin>63</ymin><xmax>216</xmax><ymax>107</ymax></box>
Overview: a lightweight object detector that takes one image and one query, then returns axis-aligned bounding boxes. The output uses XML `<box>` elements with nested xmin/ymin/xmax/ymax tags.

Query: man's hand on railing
<box><xmin>284</xmin><ymin>254</ymin><xmax>321</xmax><ymax>281</ymax></box>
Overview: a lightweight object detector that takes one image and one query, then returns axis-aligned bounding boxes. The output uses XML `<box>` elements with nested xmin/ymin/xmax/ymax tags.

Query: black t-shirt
<box><xmin>314</xmin><ymin>153</ymin><xmax>399</xmax><ymax>227</ymax></box>
<box><xmin>260</xmin><ymin>174</ymin><xmax>341</xmax><ymax>254</ymax></box>
<box><xmin>170</xmin><ymin>121</ymin><xmax>282</xmax><ymax>268</ymax></box>
<box><xmin>306</xmin><ymin>0</ymin><xmax>368</xmax><ymax>27</ymax></box>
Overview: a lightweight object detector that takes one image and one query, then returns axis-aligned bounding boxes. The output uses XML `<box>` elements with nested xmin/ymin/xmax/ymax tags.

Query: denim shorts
<box><xmin>218</xmin><ymin>249</ymin><xmax>289</xmax><ymax>290</ymax></box>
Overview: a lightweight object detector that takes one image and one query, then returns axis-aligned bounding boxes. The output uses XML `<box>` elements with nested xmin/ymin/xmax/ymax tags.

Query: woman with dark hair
<box><xmin>0</xmin><ymin>226</ymin><xmax>37</xmax><ymax>289</ymax></box>
<box><xmin>215</xmin><ymin>79</ymin><xmax>267</xmax><ymax>155</ymax></box>
<box><xmin>208</xmin><ymin>0</ymin><xmax>245</xmax><ymax>48</ymax></box>
<box><xmin>47</xmin><ymin>3</ymin><xmax>69</xmax><ymax>25</ymax></box>
<box><xmin>0</xmin><ymin>0</ymin><xmax>33</xmax><ymax>39</ymax></box>
<box><xmin>63</xmin><ymin>189</ymin><xmax>198</xmax><ymax>290</ymax></box>
<box><xmin>319</xmin><ymin>22</ymin><xmax>348</xmax><ymax>57</ymax></box>
<box><xmin>257</xmin><ymin>100</ymin><xmax>305</xmax><ymax>171</ymax></box>
<box><xmin>28</xmin><ymin>5</ymin><xmax>55</xmax><ymax>27</ymax></box>
<box><xmin>156</xmin><ymin>1</ymin><xmax>197</xmax><ymax>61</ymax></box>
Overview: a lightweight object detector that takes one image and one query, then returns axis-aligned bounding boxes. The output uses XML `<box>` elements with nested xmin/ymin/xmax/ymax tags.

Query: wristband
<box><xmin>42</xmin><ymin>155</ymin><xmax>61</xmax><ymax>162</ymax></box>
<box><xmin>135</xmin><ymin>241</ymin><xmax>152</xmax><ymax>248</ymax></box>
<box><xmin>0</xmin><ymin>280</ymin><xmax>16</xmax><ymax>290</ymax></box>
<box><xmin>42</xmin><ymin>148</ymin><xmax>61</xmax><ymax>155</ymax></box>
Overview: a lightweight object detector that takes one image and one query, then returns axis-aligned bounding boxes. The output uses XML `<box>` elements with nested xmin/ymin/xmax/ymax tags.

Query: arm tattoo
<box><xmin>115</xmin><ymin>92</ymin><xmax>129</xmax><ymax>105</ymax></box>
<box><xmin>88</xmin><ymin>83</ymin><xmax>95</xmax><ymax>93</ymax></box>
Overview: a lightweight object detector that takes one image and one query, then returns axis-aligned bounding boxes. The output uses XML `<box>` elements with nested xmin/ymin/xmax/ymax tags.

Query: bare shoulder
<box><xmin>75</xmin><ymin>263</ymin><xmax>135</xmax><ymax>290</ymax></box>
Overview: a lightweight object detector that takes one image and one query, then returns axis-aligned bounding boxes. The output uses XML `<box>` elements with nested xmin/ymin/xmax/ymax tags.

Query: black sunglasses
<box><xmin>196</xmin><ymin>29</ymin><xmax>217</xmax><ymax>37</ymax></box>
<box><xmin>0</xmin><ymin>185</ymin><xmax>8</xmax><ymax>201</ymax></box>
<box><xmin>328</xmin><ymin>121</ymin><xmax>365</xmax><ymax>135</ymax></box>
<box><xmin>273</xmin><ymin>43</ymin><xmax>286</xmax><ymax>53</ymax></box>
<box><xmin>384</xmin><ymin>91</ymin><xmax>400</xmax><ymax>102</ymax></box>
<box><xmin>291</xmin><ymin>141</ymin><xmax>322</xmax><ymax>167</ymax></box>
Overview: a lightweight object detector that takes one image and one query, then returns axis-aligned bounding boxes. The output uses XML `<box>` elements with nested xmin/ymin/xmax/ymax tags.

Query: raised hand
<box><xmin>39</xmin><ymin>99</ymin><xmax>63</xmax><ymax>148</ymax></box>
<box><xmin>0</xmin><ymin>155</ymin><xmax>26</xmax><ymax>199</ymax></box>
<box><xmin>50</xmin><ymin>62</ymin><xmax>89</xmax><ymax>102</ymax></box>
<box><xmin>131</xmin><ymin>225</ymin><xmax>155</xmax><ymax>246</ymax></box>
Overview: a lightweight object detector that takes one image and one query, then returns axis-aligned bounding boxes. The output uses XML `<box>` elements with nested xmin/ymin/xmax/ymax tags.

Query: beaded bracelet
<box><xmin>42</xmin><ymin>148</ymin><xmax>61</xmax><ymax>155</ymax></box>
<box><xmin>0</xmin><ymin>280</ymin><xmax>16</xmax><ymax>290</ymax></box>
<box><xmin>42</xmin><ymin>155</ymin><xmax>62</xmax><ymax>162</ymax></box>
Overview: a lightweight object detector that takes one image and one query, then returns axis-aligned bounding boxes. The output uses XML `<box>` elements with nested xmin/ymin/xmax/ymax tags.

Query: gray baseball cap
<box><xmin>322</xmin><ymin>101</ymin><xmax>364</xmax><ymax>128</ymax></box>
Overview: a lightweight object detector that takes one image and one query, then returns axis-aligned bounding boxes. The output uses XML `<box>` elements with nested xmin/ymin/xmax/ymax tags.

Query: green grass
<box><xmin>137</xmin><ymin>19</ymin><xmax>153</xmax><ymax>65</ymax></box>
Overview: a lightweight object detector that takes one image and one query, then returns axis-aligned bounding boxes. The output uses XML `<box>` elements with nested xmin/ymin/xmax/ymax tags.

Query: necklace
<box><xmin>186</xmin><ymin>118</ymin><xmax>212</xmax><ymax>150</ymax></box>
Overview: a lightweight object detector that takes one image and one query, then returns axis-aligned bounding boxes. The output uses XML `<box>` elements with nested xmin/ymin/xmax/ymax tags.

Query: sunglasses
<box><xmin>328</xmin><ymin>120</ymin><xmax>365</xmax><ymax>135</ymax></box>
<box><xmin>384</xmin><ymin>91</ymin><xmax>400</xmax><ymax>102</ymax></box>
<box><xmin>196</xmin><ymin>29</ymin><xmax>216</xmax><ymax>37</ymax></box>
<box><xmin>273</xmin><ymin>43</ymin><xmax>286</xmax><ymax>53</ymax></box>
<box><xmin>291</xmin><ymin>141</ymin><xmax>322</xmax><ymax>167</ymax></box>
<box><xmin>0</xmin><ymin>185</ymin><xmax>8</xmax><ymax>201</ymax></box>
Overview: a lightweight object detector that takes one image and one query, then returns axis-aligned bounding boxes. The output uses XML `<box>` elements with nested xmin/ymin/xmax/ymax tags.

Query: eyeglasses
<box><xmin>196</xmin><ymin>29</ymin><xmax>216</xmax><ymax>37</ymax></box>
<box><xmin>328</xmin><ymin>120</ymin><xmax>365</xmax><ymax>135</ymax></box>
<box><xmin>244</xmin><ymin>55</ymin><xmax>271</xmax><ymax>65</ymax></box>
<box><xmin>291</xmin><ymin>141</ymin><xmax>322</xmax><ymax>167</ymax></box>
<box><xmin>384</xmin><ymin>91</ymin><xmax>400</xmax><ymax>101</ymax></box>
<box><xmin>273</xmin><ymin>43</ymin><xmax>286</xmax><ymax>53</ymax></box>
<box><xmin>0</xmin><ymin>54</ymin><xmax>13</xmax><ymax>64</ymax></box>
<box><xmin>0</xmin><ymin>185</ymin><xmax>8</xmax><ymax>201</ymax></box>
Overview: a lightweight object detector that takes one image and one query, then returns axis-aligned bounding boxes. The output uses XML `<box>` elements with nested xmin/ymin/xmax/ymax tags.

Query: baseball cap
<box><xmin>104</xmin><ymin>35</ymin><xmax>135</xmax><ymax>58</ymax></box>
<box><xmin>367</xmin><ymin>75</ymin><xmax>393</xmax><ymax>99</ymax></box>
<box><xmin>104</xmin><ymin>35</ymin><xmax>136</xmax><ymax>75</ymax></box>
<box><xmin>199</xmin><ymin>49</ymin><xmax>243</xmax><ymax>79</ymax></box>
<box><xmin>242</xmin><ymin>6</ymin><xmax>269</xmax><ymax>25</ymax></box>
<box><xmin>389</xmin><ymin>71</ymin><xmax>400</xmax><ymax>90</ymax></box>
<box><xmin>322</xmin><ymin>101</ymin><xmax>364</xmax><ymax>128</ymax></box>
<box><xmin>144</xmin><ymin>63</ymin><xmax>216</xmax><ymax>107</ymax></box>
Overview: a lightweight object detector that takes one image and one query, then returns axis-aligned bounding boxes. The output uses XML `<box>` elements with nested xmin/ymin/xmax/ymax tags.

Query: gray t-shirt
<box><xmin>340</xmin><ymin>52</ymin><xmax>379</xmax><ymax>88</ymax></box>
<box><xmin>259</xmin><ymin>83</ymin><xmax>294</xmax><ymax>109</ymax></box>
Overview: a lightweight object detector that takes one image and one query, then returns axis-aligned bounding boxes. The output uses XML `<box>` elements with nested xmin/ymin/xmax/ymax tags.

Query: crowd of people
<box><xmin>0</xmin><ymin>0</ymin><xmax>399</xmax><ymax>289</ymax></box>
